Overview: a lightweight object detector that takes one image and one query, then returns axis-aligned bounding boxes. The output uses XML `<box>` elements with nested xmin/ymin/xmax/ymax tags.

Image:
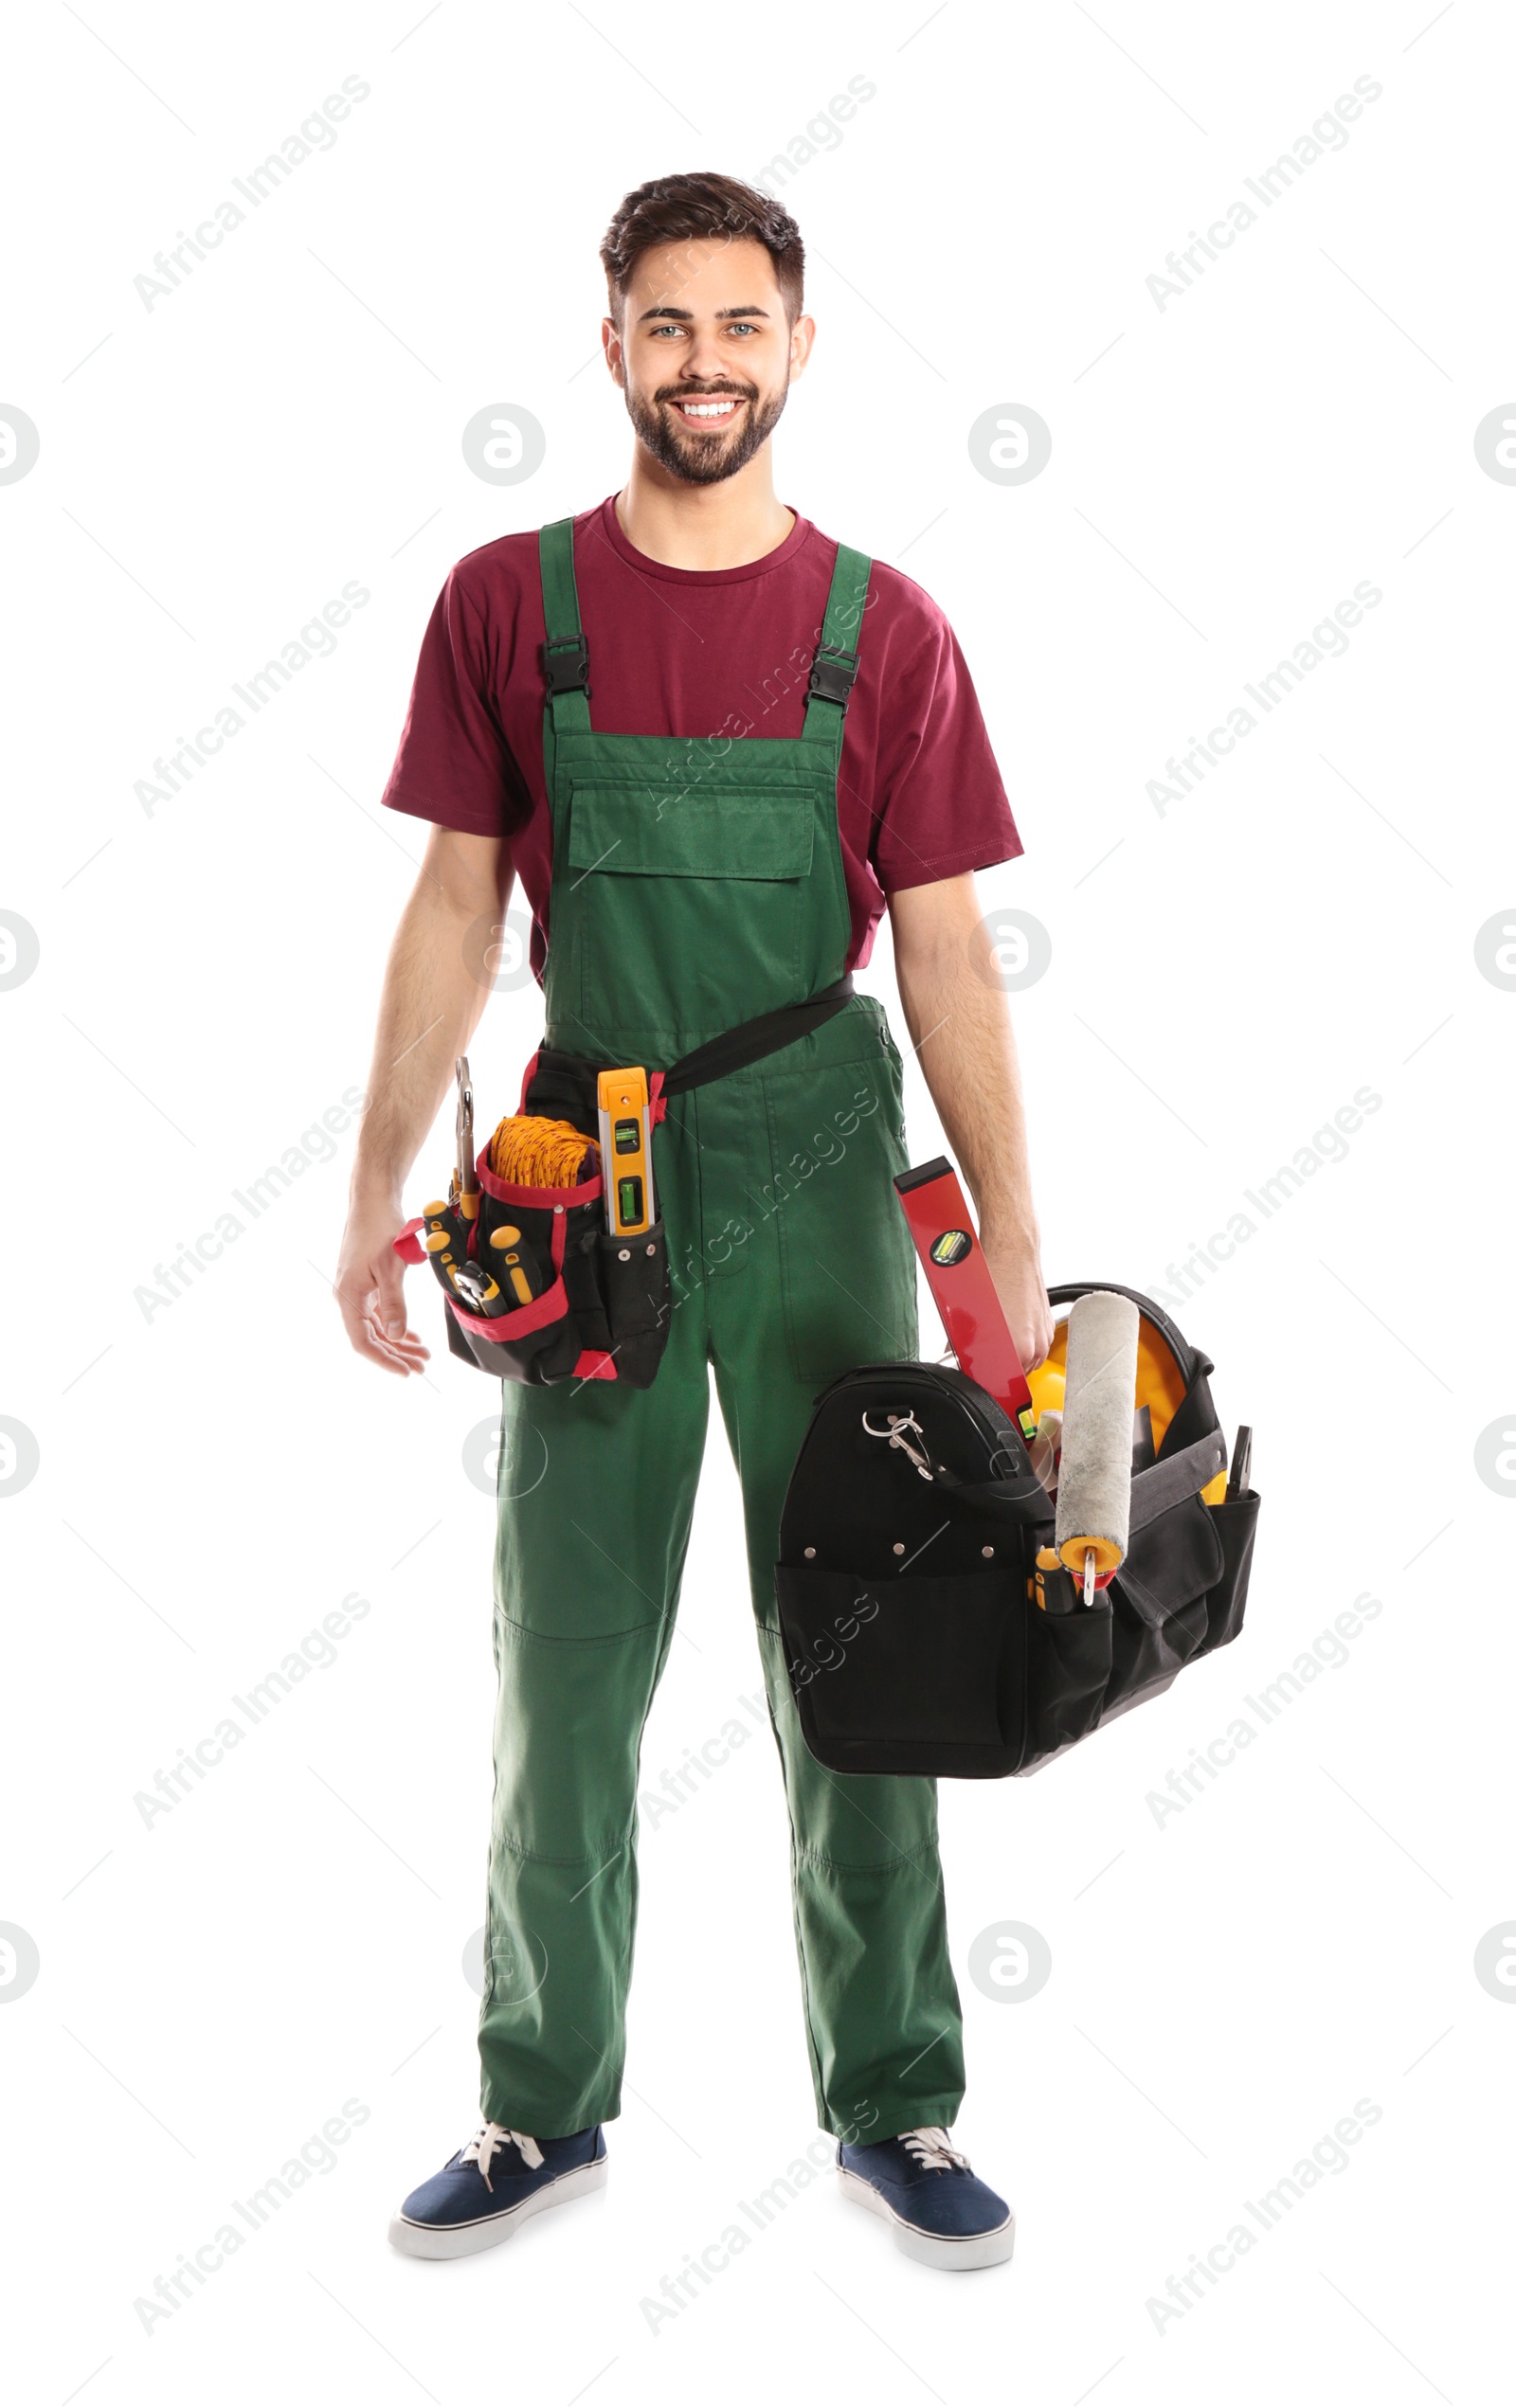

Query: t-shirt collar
<box><xmin>590</xmin><ymin>492</ymin><xmax>815</xmax><ymax>584</ymax></box>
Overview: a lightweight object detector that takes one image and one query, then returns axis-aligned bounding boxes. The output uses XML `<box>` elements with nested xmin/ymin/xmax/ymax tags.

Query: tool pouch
<box><xmin>395</xmin><ymin>1066</ymin><xmax>671</xmax><ymax>1392</ymax></box>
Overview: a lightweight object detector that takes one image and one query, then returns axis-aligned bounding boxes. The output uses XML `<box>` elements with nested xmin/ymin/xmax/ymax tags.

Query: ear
<box><xmin>602</xmin><ymin>315</ymin><xmax>625</xmax><ymax>386</ymax></box>
<box><xmin>787</xmin><ymin>313</ymin><xmax>817</xmax><ymax>382</ymax></box>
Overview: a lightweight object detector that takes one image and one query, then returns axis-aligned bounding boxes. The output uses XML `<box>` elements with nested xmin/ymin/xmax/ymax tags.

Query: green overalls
<box><xmin>478</xmin><ymin>518</ymin><xmax>966</xmax><ymax>2140</ymax></box>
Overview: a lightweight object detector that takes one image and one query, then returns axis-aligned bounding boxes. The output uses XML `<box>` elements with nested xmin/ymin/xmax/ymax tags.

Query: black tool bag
<box><xmin>773</xmin><ymin>1284</ymin><xmax>1260</xmax><ymax>1779</ymax></box>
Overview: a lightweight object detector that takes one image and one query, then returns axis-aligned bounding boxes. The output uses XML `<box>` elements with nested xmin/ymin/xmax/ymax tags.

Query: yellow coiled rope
<box><xmin>486</xmin><ymin>1113</ymin><xmax>596</xmax><ymax>1188</ymax></box>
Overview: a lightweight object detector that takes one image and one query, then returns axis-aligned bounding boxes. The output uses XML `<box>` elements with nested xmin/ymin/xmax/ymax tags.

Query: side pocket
<box><xmin>1105</xmin><ymin>1492</ymin><xmax>1223</xmax><ymax>1703</ymax></box>
<box><xmin>1196</xmin><ymin>1491</ymin><xmax>1260</xmax><ymax>1655</ymax></box>
<box><xmin>463</xmin><ymin>1185</ymin><xmax>587</xmax><ymax>1385</ymax></box>
<box><xmin>446</xmin><ymin>1279</ymin><xmax>581</xmax><ymax>1385</ymax></box>
<box><xmin>595</xmin><ymin>1219</ymin><xmax>671</xmax><ymax>1391</ymax></box>
<box><xmin>559</xmin><ymin>1200</ymin><xmax>612</xmax><ymax>1356</ymax></box>
<box><xmin>477</xmin><ymin>1190</ymin><xmax>563</xmax><ymax>1307</ymax></box>
<box><xmin>407</xmin><ymin>1197</ymin><xmax>574</xmax><ymax>1383</ymax></box>
<box><xmin>1021</xmin><ymin>1602</ymin><xmax>1114</xmax><ymax>1771</ymax></box>
<box><xmin>774</xmin><ymin>1563</ymin><xmax>1024</xmax><ymax>1776</ymax></box>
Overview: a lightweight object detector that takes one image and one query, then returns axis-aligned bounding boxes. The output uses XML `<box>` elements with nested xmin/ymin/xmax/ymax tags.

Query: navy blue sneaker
<box><xmin>388</xmin><ymin>2121</ymin><xmax>606</xmax><ymax>2258</ymax></box>
<box><xmin>838</xmin><ymin>2127</ymin><xmax>1015</xmax><ymax>2269</ymax></box>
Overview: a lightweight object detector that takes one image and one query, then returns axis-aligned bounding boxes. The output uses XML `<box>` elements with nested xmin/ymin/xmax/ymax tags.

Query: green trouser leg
<box><xmin>478</xmin><ymin>1003</ymin><xmax>966</xmax><ymax>2138</ymax></box>
<box><xmin>704</xmin><ymin>1017</ymin><xmax>966</xmax><ymax>2140</ymax></box>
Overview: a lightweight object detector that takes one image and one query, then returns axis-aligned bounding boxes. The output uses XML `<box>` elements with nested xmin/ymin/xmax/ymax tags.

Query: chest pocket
<box><xmin>566</xmin><ymin>781</ymin><xmax>821</xmax><ymax>1045</ymax></box>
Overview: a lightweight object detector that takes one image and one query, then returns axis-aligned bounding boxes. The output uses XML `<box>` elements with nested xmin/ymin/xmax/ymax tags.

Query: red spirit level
<box><xmin>893</xmin><ymin>1156</ymin><xmax>1038</xmax><ymax>1444</ymax></box>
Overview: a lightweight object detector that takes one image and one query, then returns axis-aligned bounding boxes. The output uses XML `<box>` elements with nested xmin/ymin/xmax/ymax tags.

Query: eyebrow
<box><xmin>637</xmin><ymin>303</ymin><xmax>771</xmax><ymax>323</ymax></box>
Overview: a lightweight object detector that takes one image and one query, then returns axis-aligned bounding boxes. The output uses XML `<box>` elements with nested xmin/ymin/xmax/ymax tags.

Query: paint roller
<box><xmin>1055</xmin><ymin>1290</ymin><xmax>1141</xmax><ymax>1607</ymax></box>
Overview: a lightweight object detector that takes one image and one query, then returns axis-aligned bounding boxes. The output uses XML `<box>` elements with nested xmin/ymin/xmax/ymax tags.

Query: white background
<box><xmin>3</xmin><ymin>2</ymin><xmax>1512</xmax><ymax>2401</ymax></box>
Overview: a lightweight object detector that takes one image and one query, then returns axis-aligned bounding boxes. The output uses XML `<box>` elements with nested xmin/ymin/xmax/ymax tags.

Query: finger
<box><xmin>349</xmin><ymin>1321</ymin><xmax>414</xmax><ymax>1374</ymax></box>
<box><xmin>342</xmin><ymin>1288</ymin><xmax>421</xmax><ymax>1374</ymax></box>
<box><xmin>336</xmin><ymin>1279</ymin><xmax>381</xmax><ymax>1354</ymax></box>
<box><xmin>367</xmin><ymin>1304</ymin><xmax>428</xmax><ymax>1350</ymax></box>
<box><xmin>389</xmin><ymin>1336</ymin><xmax>431</xmax><ymax>1360</ymax></box>
<box><xmin>1020</xmin><ymin>1315</ymin><xmax>1053</xmax><ymax>1374</ymax></box>
<box><xmin>361</xmin><ymin>1309</ymin><xmax>430</xmax><ymax>1371</ymax></box>
<box><xmin>367</xmin><ymin>1337</ymin><xmax>426</xmax><ymax>1375</ymax></box>
<box><xmin>336</xmin><ymin>1262</ymin><xmax>424</xmax><ymax>1359</ymax></box>
<box><xmin>372</xmin><ymin>1246</ymin><xmax>412</xmax><ymax>1346</ymax></box>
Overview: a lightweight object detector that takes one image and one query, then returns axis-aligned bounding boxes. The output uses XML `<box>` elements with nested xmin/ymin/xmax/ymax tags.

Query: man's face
<box><xmin>605</xmin><ymin>237</ymin><xmax>813</xmax><ymax>486</ymax></box>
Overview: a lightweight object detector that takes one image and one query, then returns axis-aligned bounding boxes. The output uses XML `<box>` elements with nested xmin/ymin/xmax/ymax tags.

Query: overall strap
<box><xmin>538</xmin><ymin>518</ymin><xmax>592</xmax><ymax>744</ymax></box>
<box><xmin>801</xmin><ymin>542</ymin><xmax>872</xmax><ymax>747</ymax></box>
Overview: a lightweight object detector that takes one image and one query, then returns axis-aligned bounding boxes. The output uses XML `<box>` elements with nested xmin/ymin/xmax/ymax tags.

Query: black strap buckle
<box><xmin>541</xmin><ymin>633</ymin><xmax>590</xmax><ymax>698</ymax></box>
<box><xmin>806</xmin><ymin>643</ymin><xmax>858</xmax><ymax>710</ymax></box>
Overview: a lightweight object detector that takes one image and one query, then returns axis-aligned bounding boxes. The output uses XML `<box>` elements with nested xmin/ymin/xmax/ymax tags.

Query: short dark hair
<box><xmin>600</xmin><ymin>172</ymin><xmax>804</xmax><ymax>325</ymax></box>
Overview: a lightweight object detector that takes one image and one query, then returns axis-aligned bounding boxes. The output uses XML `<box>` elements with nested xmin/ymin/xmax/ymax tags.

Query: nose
<box><xmin>678</xmin><ymin>326</ymin><xmax>732</xmax><ymax>387</ymax></box>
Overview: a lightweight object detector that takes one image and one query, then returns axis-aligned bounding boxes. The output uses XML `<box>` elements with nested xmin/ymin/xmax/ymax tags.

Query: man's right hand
<box><xmin>334</xmin><ymin>825</ymin><xmax>511</xmax><ymax>1378</ymax></box>
<box><xmin>335</xmin><ymin>1194</ymin><xmax>432</xmax><ymax>1376</ymax></box>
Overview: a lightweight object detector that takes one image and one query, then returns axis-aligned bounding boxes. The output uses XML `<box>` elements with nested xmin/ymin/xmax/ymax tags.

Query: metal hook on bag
<box><xmin>861</xmin><ymin>1409</ymin><xmax>935</xmax><ymax>1481</ymax></box>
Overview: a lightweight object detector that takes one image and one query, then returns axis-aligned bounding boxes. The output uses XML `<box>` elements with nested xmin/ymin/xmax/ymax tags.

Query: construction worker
<box><xmin>334</xmin><ymin>171</ymin><xmax>1052</xmax><ymax>2272</ymax></box>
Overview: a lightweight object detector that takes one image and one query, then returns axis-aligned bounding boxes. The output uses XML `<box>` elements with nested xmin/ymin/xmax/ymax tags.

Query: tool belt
<box><xmin>773</xmin><ymin>1285</ymin><xmax>1260</xmax><ymax>1780</ymax></box>
<box><xmin>396</xmin><ymin>978</ymin><xmax>858</xmax><ymax>1389</ymax></box>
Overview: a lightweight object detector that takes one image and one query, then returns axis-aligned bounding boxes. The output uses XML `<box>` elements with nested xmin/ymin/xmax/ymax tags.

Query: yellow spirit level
<box><xmin>596</xmin><ymin>1068</ymin><xmax>654</xmax><ymax>1236</ymax></box>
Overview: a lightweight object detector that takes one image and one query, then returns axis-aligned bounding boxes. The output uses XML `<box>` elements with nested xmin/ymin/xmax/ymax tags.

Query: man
<box><xmin>336</xmin><ymin>171</ymin><xmax>1053</xmax><ymax>2272</ymax></box>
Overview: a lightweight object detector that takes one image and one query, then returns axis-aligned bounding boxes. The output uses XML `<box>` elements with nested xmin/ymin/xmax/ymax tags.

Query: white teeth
<box><xmin>679</xmin><ymin>400</ymin><xmax>737</xmax><ymax>418</ymax></box>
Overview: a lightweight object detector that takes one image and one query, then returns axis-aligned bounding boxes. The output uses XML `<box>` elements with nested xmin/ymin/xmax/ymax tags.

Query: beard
<box><xmin>624</xmin><ymin>375</ymin><xmax>789</xmax><ymax>485</ymax></box>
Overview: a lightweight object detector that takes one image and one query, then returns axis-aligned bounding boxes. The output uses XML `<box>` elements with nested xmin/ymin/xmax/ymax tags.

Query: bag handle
<box><xmin>920</xmin><ymin>1453</ymin><xmax>1051</xmax><ymax>1527</ymax></box>
<box><xmin>923</xmin><ymin>1422</ymin><xmax>1225</xmax><ymax>1534</ymax></box>
<box><xmin>1128</xmin><ymin>1429</ymin><xmax>1227</xmax><ymax>1532</ymax></box>
<box><xmin>1045</xmin><ymin>1280</ymin><xmax>1206</xmax><ymax>1385</ymax></box>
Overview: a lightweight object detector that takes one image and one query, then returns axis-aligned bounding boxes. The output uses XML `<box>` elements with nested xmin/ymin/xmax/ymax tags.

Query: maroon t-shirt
<box><xmin>381</xmin><ymin>494</ymin><xmax>1021</xmax><ymax>978</ymax></box>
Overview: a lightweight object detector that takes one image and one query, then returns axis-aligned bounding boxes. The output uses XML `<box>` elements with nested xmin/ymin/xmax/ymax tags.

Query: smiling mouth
<box><xmin>667</xmin><ymin>395</ymin><xmax>746</xmax><ymax>426</ymax></box>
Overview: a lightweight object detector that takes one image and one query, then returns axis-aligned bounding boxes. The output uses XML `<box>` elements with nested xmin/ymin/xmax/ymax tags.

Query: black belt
<box><xmin>529</xmin><ymin>976</ymin><xmax>857</xmax><ymax>1124</ymax></box>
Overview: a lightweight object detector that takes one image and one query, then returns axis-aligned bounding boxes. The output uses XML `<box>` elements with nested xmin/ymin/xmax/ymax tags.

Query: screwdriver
<box><xmin>421</xmin><ymin>1198</ymin><xmax>506</xmax><ymax>1315</ymax></box>
<box><xmin>489</xmin><ymin>1222</ymin><xmax>538</xmax><ymax>1307</ymax></box>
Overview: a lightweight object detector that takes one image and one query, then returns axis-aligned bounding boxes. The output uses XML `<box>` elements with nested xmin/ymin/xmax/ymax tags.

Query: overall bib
<box><xmin>478</xmin><ymin>519</ymin><xmax>966</xmax><ymax>2140</ymax></box>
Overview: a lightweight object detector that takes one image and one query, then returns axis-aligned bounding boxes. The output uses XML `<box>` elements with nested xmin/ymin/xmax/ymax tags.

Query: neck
<box><xmin>615</xmin><ymin>447</ymin><xmax>794</xmax><ymax>570</ymax></box>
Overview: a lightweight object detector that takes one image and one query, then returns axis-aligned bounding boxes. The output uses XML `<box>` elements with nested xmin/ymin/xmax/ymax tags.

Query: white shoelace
<box><xmin>460</xmin><ymin>2122</ymin><xmax>544</xmax><ymax>2192</ymax></box>
<box><xmin>899</xmin><ymin>2126</ymin><xmax>970</xmax><ymax>2172</ymax></box>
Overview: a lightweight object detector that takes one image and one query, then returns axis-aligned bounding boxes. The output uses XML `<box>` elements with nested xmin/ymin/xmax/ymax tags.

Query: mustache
<box><xmin>656</xmin><ymin>384</ymin><xmax>756</xmax><ymax>404</ymax></box>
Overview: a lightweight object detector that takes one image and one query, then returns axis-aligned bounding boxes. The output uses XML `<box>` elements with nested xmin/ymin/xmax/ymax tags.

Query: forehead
<box><xmin>622</xmin><ymin>234</ymin><xmax>785</xmax><ymax>322</ymax></box>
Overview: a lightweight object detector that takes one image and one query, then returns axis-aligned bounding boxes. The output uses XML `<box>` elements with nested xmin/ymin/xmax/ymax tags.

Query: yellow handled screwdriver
<box><xmin>422</xmin><ymin>1198</ymin><xmax>505</xmax><ymax>1315</ymax></box>
<box><xmin>489</xmin><ymin>1223</ymin><xmax>538</xmax><ymax>1307</ymax></box>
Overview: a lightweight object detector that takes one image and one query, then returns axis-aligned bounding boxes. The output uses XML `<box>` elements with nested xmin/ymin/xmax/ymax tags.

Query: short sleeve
<box><xmin>380</xmin><ymin>568</ymin><xmax>532</xmax><ymax>836</ymax></box>
<box><xmin>869</xmin><ymin>602</ymin><xmax>1022</xmax><ymax>893</ymax></box>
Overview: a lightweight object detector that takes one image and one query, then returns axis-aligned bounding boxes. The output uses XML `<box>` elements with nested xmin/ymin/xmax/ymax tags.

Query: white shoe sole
<box><xmin>838</xmin><ymin>2165</ymin><xmax>1016</xmax><ymax>2271</ymax></box>
<box><xmin>388</xmin><ymin>2154</ymin><xmax>607</xmax><ymax>2259</ymax></box>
